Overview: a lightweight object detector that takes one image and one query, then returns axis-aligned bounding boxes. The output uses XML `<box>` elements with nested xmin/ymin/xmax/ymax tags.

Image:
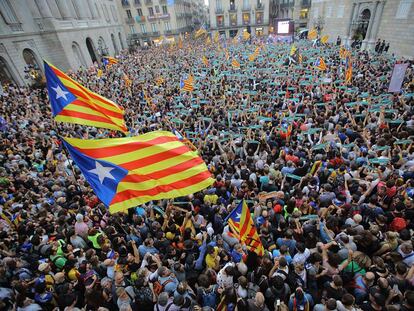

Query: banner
<box><xmin>388</xmin><ymin>63</ymin><xmax>409</xmax><ymax>93</ymax></box>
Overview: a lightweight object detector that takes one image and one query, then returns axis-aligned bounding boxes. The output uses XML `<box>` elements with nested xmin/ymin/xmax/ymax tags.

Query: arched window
<box><xmin>111</xmin><ymin>34</ymin><xmax>119</xmax><ymax>55</ymax></box>
<box><xmin>72</xmin><ymin>41</ymin><xmax>86</xmax><ymax>67</ymax></box>
<box><xmin>0</xmin><ymin>56</ymin><xmax>16</xmax><ymax>84</ymax></box>
<box><xmin>118</xmin><ymin>32</ymin><xmax>124</xmax><ymax>50</ymax></box>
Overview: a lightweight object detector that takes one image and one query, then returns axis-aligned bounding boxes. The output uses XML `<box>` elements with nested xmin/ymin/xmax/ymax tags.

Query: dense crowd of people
<box><xmin>0</xmin><ymin>36</ymin><xmax>414</xmax><ymax>311</ymax></box>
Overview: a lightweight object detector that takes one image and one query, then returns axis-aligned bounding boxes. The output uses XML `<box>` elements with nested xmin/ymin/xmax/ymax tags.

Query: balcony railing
<box><xmin>256</xmin><ymin>3</ymin><xmax>265</xmax><ymax>10</ymax></box>
<box><xmin>151</xmin><ymin>31</ymin><xmax>160</xmax><ymax>36</ymax></box>
<box><xmin>125</xmin><ymin>17</ymin><xmax>135</xmax><ymax>24</ymax></box>
<box><xmin>145</xmin><ymin>0</ymin><xmax>152</xmax><ymax>5</ymax></box>
<box><xmin>164</xmin><ymin>30</ymin><xmax>172</xmax><ymax>34</ymax></box>
<box><xmin>135</xmin><ymin>15</ymin><xmax>145</xmax><ymax>22</ymax></box>
<box><xmin>229</xmin><ymin>5</ymin><xmax>237</xmax><ymax>12</ymax></box>
<box><xmin>215</xmin><ymin>8</ymin><xmax>223</xmax><ymax>14</ymax></box>
<box><xmin>134</xmin><ymin>0</ymin><xmax>141</xmax><ymax>5</ymax></box>
<box><xmin>147</xmin><ymin>13</ymin><xmax>170</xmax><ymax>21</ymax></box>
<box><xmin>242</xmin><ymin>5</ymin><xmax>251</xmax><ymax>11</ymax></box>
<box><xmin>302</xmin><ymin>0</ymin><xmax>311</xmax><ymax>8</ymax></box>
<box><xmin>121</xmin><ymin>0</ymin><xmax>130</xmax><ymax>7</ymax></box>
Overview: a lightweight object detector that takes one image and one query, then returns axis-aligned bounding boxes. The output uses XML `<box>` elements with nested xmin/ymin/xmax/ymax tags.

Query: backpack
<box><xmin>240</xmin><ymin>169</ymin><xmax>250</xmax><ymax>181</ymax></box>
<box><xmin>247</xmin><ymin>275</ymin><xmax>267</xmax><ymax>299</ymax></box>
<box><xmin>201</xmin><ymin>286</ymin><xmax>217</xmax><ymax>308</ymax></box>
<box><xmin>153</xmin><ymin>278</ymin><xmax>173</xmax><ymax>296</ymax></box>
<box><xmin>340</xmin><ymin>261</ymin><xmax>363</xmax><ymax>287</ymax></box>
<box><xmin>389</xmin><ymin>217</ymin><xmax>406</xmax><ymax>232</ymax></box>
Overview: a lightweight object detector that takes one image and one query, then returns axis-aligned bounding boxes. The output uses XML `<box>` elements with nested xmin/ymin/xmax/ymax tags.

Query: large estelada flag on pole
<box><xmin>62</xmin><ymin>131</ymin><xmax>214</xmax><ymax>213</ymax></box>
<box><xmin>388</xmin><ymin>63</ymin><xmax>409</xmax><ymax>93</ymax></box>
<box><xmin>44</xmin><ymin>61</ymin><xmax>128</xmax><ymax>133</ymax></box>
<box><xmin>225</xmin><ymin>200</ymin><xmax>264</xmax><ymax>256</ymax></box>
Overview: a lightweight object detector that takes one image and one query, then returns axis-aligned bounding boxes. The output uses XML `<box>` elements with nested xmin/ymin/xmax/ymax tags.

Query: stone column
<box><xmin>369</xmin><ymin>1</ymin><xmax>385</xmax><ymax>42</ymax></box>
<box><xmin>362</xmin><ymin>1</ymin><xmax>378</xmax><ymax>50</ymax></box>
<box><xmin>28</xmin><ymin>0</ymin><xmax>42</xmax><ymax>18</ymax></box>
<box><xmin>87</xmin><ymin>0</ymin><xmax>98</xmax><ymax>19</ymax></box>
<box><xmin>346</xmin><ymin>2</ymin><xmax>358</xmax><ymax>46</ymax></box>
<box><xmin>55</xmin><ymin>0</ymin><xmax>73</xmax><ymax>19</ymax></box>
<box><xmin>72</xmin><ymin>0</ymin><xmax>87</xmax><ymax>19</ymax></box>
<box><xmin>34</xmin><ymin>0</ymin><xmax>53</xmax><ymax>18</ymax></box>
<box><xmin>46</xmin><ymin>0</ymin><xmax>62</xmax><ymax>19</ymax></box>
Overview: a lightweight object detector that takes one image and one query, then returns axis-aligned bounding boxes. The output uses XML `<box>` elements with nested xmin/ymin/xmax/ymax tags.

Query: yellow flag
<box><xmin>206</xmin><ymin>36</ymin><xmax>211</xmax><ymax>45</ymax></box>
<box><xmin>97</xmin><ymin>69</ymin><xmax>103</xmax><ymax>78</ymax></box>
<box><xmin>232</xmin><ymin>58</ymin><xmax>240</xmax><ymax>69</ymax></box>
<box><xmin>243</xmin><ymin>31</ymin><xmax>251</xmax><ymax>41</ymax></box>
<box><xmin>178</xmin><ymin>35</ymin><xmax>183</xmax><ymax>49</ymax></box>
<box><xmin>308</xmin><ymin>28</ymin><xmax>317</xmax><ymax>40</ymax></box>
<box><xmin>321</xmin><ymin>35</ymin><xmax>329</xmax><ymax>44</ymax></box>
<box><xmin>248</xmin><ymin>54</ymin><xmax>256</xmax><ymax>62</ymax></box>
<box><xmin>225</xmin><ymin>49</ymin><xmax>230</xmax><ymax>61</ymax></box>
<box><xmin>290</xmin><ymin>44</ymin><xmax>297</xmax><ymax>56</ymax></box>
<box><xmin>214</xmin><ymin>32</ymin><xmax>219</xmax><ymax>43</ymax></box>
<box><xmin>202</xmin><ymin>55</ymin><xmax>209</xmax><ymax>66</ymax></box>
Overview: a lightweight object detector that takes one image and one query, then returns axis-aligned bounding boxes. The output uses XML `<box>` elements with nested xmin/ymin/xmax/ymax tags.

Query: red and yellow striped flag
<box><xmin>225</xmin><ymin>49</ymin><xmax>230</xmax><ymax>61</ymax></box>
<box><xmin>178</xmin><ymin>35</ymin><xmax>183</xmax><ymax>49</ymax></box>
<box><xmin>232</xmin><ymin>58</ymin><xmax>240</xmax><ymax>69</ymax></box>
<box><xmin>214</xmin><ymin>31</ymin><xmax>219</xmax><ymax>43</ymax></box>
<box><xmin>308</xmin><ymin>28</ymin><xmax>317</xmax><ymax>40</ymax></box>
<box><xmin>321</xmin><ymin>35</ymin><xmax>329</xmax><ymax>44</ymax></box>
<box><xmin>44</xmin><ymin>61</ymin><xmax>127</xmax><ymax>133</ymax></box>
<box><xmin>243</xmin><ymin>31</ymin><xmax>251</xmax><ymax>41</ymax></box>
<box><xmin>226</xmin><ymin>200</ymin><xmax>264</xmax><ymax>256</ymax></box>
<box><xmin>62</xmin><ymin>131</ymin><xmax>215</xmax><ymax>213</ymax></box>
<box><xmin>155</xmin><ymin>77</ymin><xmax>165</xmax><ymax>86</ymax></box>
<box><xmin>345</xmin><ymin>57</ymin><xmax>352</xmax><ymax>84</ymax></box>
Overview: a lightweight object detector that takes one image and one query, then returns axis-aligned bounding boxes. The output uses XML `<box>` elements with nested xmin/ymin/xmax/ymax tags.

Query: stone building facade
<box><xmin>0</xmin><ymin>0</ymin><xmax>127</xmax><ymax>86</ymax></box>
<box><xmin>117</xmin><ymin>0</ymin><xmax>208</xmax><ymax>48</ymax></box>
<box><xmin>269</xmin><ymin>0</ymin><xmax>312</xmax><ymax>30</ymax></box>
<box><xmin>308</xmin><ymin>0</ymin><xmax>414</xmax><ymax>58</ymax></box>
<box><xmin>209</xmin><ymin>0</ymin><xmax>270</xmax><ymax>38</ymax></box>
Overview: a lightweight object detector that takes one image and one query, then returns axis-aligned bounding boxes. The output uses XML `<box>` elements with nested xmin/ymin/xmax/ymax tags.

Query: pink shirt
<box><xmin>75</xmin><ymin>221</ymin><xmax>89</xmax><ymax>238</ymax></box>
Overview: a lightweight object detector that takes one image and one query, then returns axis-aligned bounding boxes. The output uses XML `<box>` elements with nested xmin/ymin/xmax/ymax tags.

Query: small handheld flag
<box><xmin>202</xmin><ymin>55</ymin><xmax>209</xmax><ymax>66</ymax></box>
<box><xmin>225</xmin><ymin>200</ymin><xmax>264</xmax><ymax>256</ymax></box>
<box><xmin>102</xmin><ymin>56</ymin><xmax>119</xmax><ymax>66</ymax></box>
<box><xmin>232</xmin><ymin>58</ymin><xmax>241</xmax><ymax>69</ymax></box>
<box><xmin>308</xmin><ymin>28</ymin><xmax>317</xmax><ymax>40</ymax></box>
<box><xmin>44</xmin><ymin>61</ymin><xmax>127</xmax><ymax>133</ymax></box>
<box><xmin>62</xmin><ymin>131</ymin><xmax>214</xmax><ymax>214</ymax></box>
<box><xmin>180</xmin><ymin>74</ymin><xmax>194</xmax><ymax>92</ymax></box>
<box><xmin>321</xmin><ymin>35</ymin><xmax>329</xmax><ymax>44</ymax></box>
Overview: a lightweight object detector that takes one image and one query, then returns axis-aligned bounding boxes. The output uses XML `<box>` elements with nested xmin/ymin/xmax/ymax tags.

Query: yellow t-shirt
<box><xmin>204</xmin><ymin>194</ymin><xmax>218</xmax><ymax>205</ymax></box>
<box><xmin>205</xmin><ymin>247</ymin><xmax>219</xmax><ymax>269</ymax></box>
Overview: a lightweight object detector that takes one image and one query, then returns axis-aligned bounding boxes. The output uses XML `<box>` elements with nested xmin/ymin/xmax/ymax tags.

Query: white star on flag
<box><xmin>88</xmin><ymin>161</ymin><xmax>116</xmax><ymax>184</ymax></box>
<box><xmin>52</xmin><ymin>85</ymin><xmax>69</xmax><ymax>101</ymax></box>
<box><xmin>235</xmin><ymin>212</ymin><xmax>241</xmax><ymax>220</ymax></box>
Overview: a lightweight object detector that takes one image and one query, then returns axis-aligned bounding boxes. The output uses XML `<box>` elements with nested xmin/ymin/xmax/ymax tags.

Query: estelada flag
<box><xmin>102</xmin><ymin>56</ymin><xmax>119</xmax><ymax>66</ymax></box>
<box><xmin>62</xmin><ymin>131</ymin><xmax>214</xmax><ymax>213</ymax></box>
<box><xmin>314</xmin><ymin>57</ymin><xmax>327</xmax><ymax>71</ymax></box>
<box><xmin>225</xmin><ymin>200</ymin><xmax>264</xmax><ymax>256</ymax></box>
<box><xmin>44</xmin><ymin>61</ymin><xmax>127</xmax><ymax>133</ymax></box>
